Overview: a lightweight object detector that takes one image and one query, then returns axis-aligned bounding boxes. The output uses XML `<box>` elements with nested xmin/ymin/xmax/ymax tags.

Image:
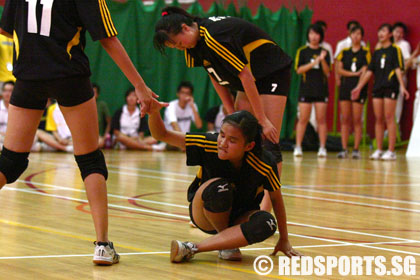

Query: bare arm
<box><xmin>170</xmin><ymin>122</ymin><xmax>182</xmax><ymax>132</ymax></box>
<box><xmin>207</xmin><ymin>122</ymin><xmax>215</xmax><ymax>132</ymax></box>
<box><xmin>148</xmin><ymin>110</ymin><xmax>186</xmax><ymax>149</ymax></box>
<box><xmin>396</xmin><ymin>68</ymin><xmax>410</xmax><ymax>100</ymax></box>
<box><xmin>297</xmin><ymin>57</ymin><xmax>320</xmax><ymax>75</ymax></box>
<box><xmin>405</xmin><ymin>42</ymin><xmax>420</xmax><ymax>70</ymax></box>
<box><xmin>209</xmin><ymin>75</ymin><xmax>235</xmax><ymax>114</ymax></box>
<box><xmin>337</xmin><ymin>61</ymin><xmax>362</xmax><ymax>77</ymax></box>
<box><xmin>319</xmin><ymin>50</ymin><xmax>330</xmax><ymax>77</ymax></box>
<box><xmin>270</xmin><ymin>190</ymin><xmax>301</xmax><ymax>257</ymax></box>
<box><xmin>351</xmin><ymin>70</ymin><xmax>373</xmax><ymax>100</ymax></box>
<box><xmin>238</xmin><ymin>67</ymin><xmax>277</xmax><ymax>143</ymax></box>
<box><xmin>189</xmin><ymin>99</ymin><xmax>203</xmax><ymax>129</ymax></box>
<box><xmin>99</xmin><ymin>37</ymin><xmax>166</xmax><ymax>116</ymax></box>
<box><xmin>104</xmin><ymin>116</ymin><xmax>112</xmax><ymax>136</ymax></box>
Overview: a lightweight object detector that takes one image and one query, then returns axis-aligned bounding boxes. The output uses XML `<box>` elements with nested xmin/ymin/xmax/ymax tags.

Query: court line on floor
<box><xmin>4</xmin><ymin>185</ymin><xmax>420</xmax><ymax>245</ymax></box>
<box><xmin>2</xmin><ymin>240</ymin><xmax>419</xmax><ymax>261</ymax></box>
<box><xmin>13</xmin><ymin>178</ymin><xmax>420</xmax><ymax>214</ymax></box>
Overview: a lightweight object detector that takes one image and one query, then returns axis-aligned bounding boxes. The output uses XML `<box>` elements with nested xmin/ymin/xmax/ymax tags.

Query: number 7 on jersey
<box><xmin>26</xmin><ymin>0</ymin><xmax>55</xmax><ymax>37</ymax></box>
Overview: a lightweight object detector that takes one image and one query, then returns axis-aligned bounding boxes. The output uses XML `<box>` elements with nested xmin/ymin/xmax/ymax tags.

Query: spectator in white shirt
<box><xmin>164</xmin><ymin>81</ymin><xmax>202</xmax><ymax>133</ymax></box>
<box><xmin>392</xmin><ymin>22</ymin><xmax>411</xmax><ymax>124</ymax></box>
<box><xmin>111</xmin><ymin>88</ymin><xmax>157</xmax><ymax>150</ymax></box>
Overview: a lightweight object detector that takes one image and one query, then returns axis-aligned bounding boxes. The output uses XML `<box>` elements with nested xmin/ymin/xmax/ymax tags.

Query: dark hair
<box><xmin>393</xmin><ymin>21</ymin><xmax>408</xmax><ymax>35</ymax></box>
<box><xmin>307</xmin><ymin>24</ymin><xmax>324</xmax><ymax>44</ymax></box>
<box><xmin>222</xmin><ymin>110</ymin><xmax>262</xmax><ymax>154</ymax></box>
<box><xmin>92</xmin><ymin>83</ymin><xmax>100</xmax><ymax>93</ymax></box>
<box><xmin>177</xmin><ymin>81</ymin><xmax>194</xmax><ymax>94</ymax></box>
<box><xmin>350</xmin><ymin>25</ymin><xmax>364</xmax><ymax>37</ymax></box>
<box><xmin>347</xmin><ymin>20</ymin><xmax>360</xmax><ymax>30</ymax></box>
<box><xmin>154</xmin><ymin>6</ymin><xmax>197</xmax><ymax>54</ymax></box>
<box><xmin>2</xmin><ymin>80</ymin><xmax>14</xmax><ymax>90</ymax></box>
<box><xmin>125</xmin><ymin>87</ymin><xmax>135</xmax><ymax>100</ymax></box>
<box><xmin>378</xmin><ymin>23</ymin><xmax>393</xmax><ymax>42</ymax></box>
<box><xmin>314</xmin><ymin>20</ymin><xmax>327</xmax><ymax>30</ymax></box>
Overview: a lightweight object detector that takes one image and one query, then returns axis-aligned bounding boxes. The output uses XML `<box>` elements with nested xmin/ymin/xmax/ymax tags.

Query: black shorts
<box><xmin>11</xmin><ymin>76</ymin><xmax>94</xmax><ymax>110</ymax></box>
<box><xmin>339</xmin><ymin>87</ymin><xmax>367</xmax><ymax>104</ymax></box>
<box><xmin>189</xmin><ymin>203</ymin><xmax>258</xmax><ymax>235</ymax></box>
<box><xmin>298</xmin><ymin>95</ymin><xmax>329</xmax><ymax>103</ymax></box>
<box><xmin>256</xmin><ymin>66</ymin><xmax>291</xmax><ymax>97</ymax></box>
<box><xmin>372</xmin><ymin>88</ymin><xmax>399</xmax><ymax>100</ymax></box>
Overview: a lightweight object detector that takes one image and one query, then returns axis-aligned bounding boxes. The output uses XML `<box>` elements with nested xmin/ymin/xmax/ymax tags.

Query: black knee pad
<box><xmin>0</xmin><ymin>147</ymin><xmax>29</xmax><ymax>184</ymax></box>
<box><xmin>201</xmin><ymin>178</ymin><xmax>233</xmax><ymax>213</ymax></box>
<box><xmin>263</xmin><ymin>140</ymin><xmax>282</xmax><ymax>163</ymax></box>
<box><xmin>75</xmin><ymin>149</ymin><xmax>108</xmax><ymax>181</ymax></box>
<box><xmin>240</xmin><ymin>211</ymin><xmax>277</xmax><ymax>245</ymax></box>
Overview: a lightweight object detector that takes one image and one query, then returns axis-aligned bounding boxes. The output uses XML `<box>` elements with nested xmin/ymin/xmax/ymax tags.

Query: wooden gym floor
<box><xmin>0</xmin><ymin>150</ymin><xmax>419</xmax><ymax>279</ymax></box>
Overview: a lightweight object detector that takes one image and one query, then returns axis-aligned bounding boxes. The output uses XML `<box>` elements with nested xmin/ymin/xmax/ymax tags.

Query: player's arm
<box><xmin>209</xmin><ymin>75</ymin><xmax>235</xmax><ymax>114</ymax></box>
<box><xmin>396</xmin><ymin>68</ymin><xmax>410</xmax><ymax>100</ymax></box>
<box><xmin>148</xmin><ymin>108</ymin><xmax>186</xmax><ymax>149</ymax></box>
<box><xmin>351</xmin><ymin>70</ymin><xmax>373</xmax><ymax>100</ymax></box>
<box><xmin>296</xmin><ymin>57</ymin><xmax>320</xmax><ymax>74</ymax></box>
<box><xmin>99</xmin><ymin>37</ymin><xmax>167</xmax><ymax>116</ymax></box>
<box><xmin>238</xmin><ymin>67</ymin><xmax>278</xmax><ymax>143</ymax></box>
<box><xmin>319</xmin><ymin>50</ymin><xmax>330</xmax><ymax>77</ymax></box>
<box><xmin>270</xmin><ymin>189</ymin><xmax>301</xmax><ymax>257</ymax></box>
<box><xmin>337</xmin><ymin>61</ymin><xmax>361</xmax><ymax>77</ymax></box>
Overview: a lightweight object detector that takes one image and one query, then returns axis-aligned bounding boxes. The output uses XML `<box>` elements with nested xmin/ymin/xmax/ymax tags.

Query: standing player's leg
<box><xmin>260</xmin><ymin>94</ymin><xmax>287</xmax><ymax>211</ymax></box>
<box><xmin>339</xmin><ymin>101</ymin><xmax>351</xmax><ymax>157</ymax></box>
<box><xmin>314</xmin><ymin>102</ymin><xmax>328</xmax><ymax>153</ymax></box>
<box><xmin>59</xmin><ymin>97</ymin><xmax>118</xmax><ymax>265</ymax></box>
<box><xmin>372</xmin><ymin>98</ymin><xmax>385</xmax><ymax>153</ymax></box>
<box><xmin>0</xmin><ymin>105</ymin><xmax>43</xmax><ymax>186</ymax></box>
<box><xmin>352</xmin><ymin>101</ymin><xmax>364</xmax><ymax>152</ymax></box>
<box><xmin>295</xmin><ymin>102</ymin><xmax>313</xmax><ymax>151</ymax></box>
<box><xmin>384</xmin><ymin>98</ymin><xmax>398</xmax><ymax>152</ymax></box>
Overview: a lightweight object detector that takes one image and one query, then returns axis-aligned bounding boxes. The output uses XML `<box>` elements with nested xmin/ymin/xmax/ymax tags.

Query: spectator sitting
<box><xmin>205</xmin><ymin>104</ymin><xmax>227</xmax><ymax>133</ymax></box>
<box><xmin>92</xmin><ymin>83</ymin><xmax>111</xmax><ymax>149</ymax></box>
<box><xmin>111</xmin><ymin>88</ymin><xmax>158</xmax><ymax>150</ymax></box>
<box><xmin>164</xmin><ymin>81</ymin><xmax>202</xmax><ymax>133</ymax></box>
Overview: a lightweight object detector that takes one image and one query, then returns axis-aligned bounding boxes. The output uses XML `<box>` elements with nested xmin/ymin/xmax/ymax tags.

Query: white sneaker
<box><xmin>93</xmin><ymin>241</ymin><xmax>120</xmax><ymax>265</ymax></box>
<box><xmin>369</xmin><ymin>149</ymin><xmax>383</xmax><ymax>160</ymax></box>
<box><xmin>65</xmin><ymin>145</ymin><xmax>74</xmax><ymax>153</ymax></box>
<box><xmin>218</xmin><ymin>248</ymin><xmax>242</xmax><ymax>261</ymax></box>
<box><xmin>317</xmin><ymin>147</ymin><xmax>327</xmax><ymax>157</ymax></box>
<box><xmin>293</xmin><ymin>146</ymin><xmax>303</xmax><ymax>157</ymax></box>
<box><xmin>152</xmin><ymin>142</ymin><xmax>166</xmax><ymax>151</ymax></box>
<box><xmin>170</xmin><ymin>240</ymin><xmax>197</xmax><ymax>263</ymax></box>
<box><xmin>381</xmin><ymin>150</ymin><xmax>396</xmax><ymax>161</ymax></box>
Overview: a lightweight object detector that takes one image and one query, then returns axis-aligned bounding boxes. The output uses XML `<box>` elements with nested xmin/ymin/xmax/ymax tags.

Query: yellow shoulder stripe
<box><xmin>249</xmin><ymin>152</ymin><xmax>281</xmax><ymax>188</ymax></box>
<box><xmin>200</xmin><ymin>27</ymin><xmax>244</xmax><ymax>72</ymax></box>
<box><xmin>246</xmin><ymin>157</ymin><xmax>280</xmax><ymax>190</ymax></box>
<box><xmin>393</xmin><ymin>44</ymin><xmax>403</xmax><ymax>68</ymax></box>
<box><xmin>247</xmin><ymin>152</ymin><xmax>281</xmax><ymax>190</ymax></box>
<box><xmin>98</xmin><ymin>0</ymin><xmax>117</xmax><ymax>37</ymax></box>
<box><xmin>295</xmin><ymin>46</ymin><xmax>307</xmax><ymax>70</ymax></box>
<box><xmin>186</xmin><ymin>134</ymin><xmax>206</xmax><ymax>139</ymax></box>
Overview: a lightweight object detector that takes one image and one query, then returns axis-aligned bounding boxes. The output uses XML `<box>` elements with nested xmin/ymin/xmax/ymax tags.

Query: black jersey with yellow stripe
<box><xmin>0</xmin><ymin>0</ymin><xmax>117</xmax><ymax>80</ymax></box>
<box><xmin>184</xmin><ymin>17</ymin><xmax>292</xmax><ymax>92</ymax></box>
<box><xmin>337</xmin><ymin>46</ymin><xmax>371</xmax><ymax>94</ymax></box>
<box><xmin>295</xmin><ymin>45</ymin><xmax>331</xmax><ymax>98</ymax></box>
<box><xmin>368</xmin><ymin>44</ymin><xmax>404</xmax><ymax>93</ymax></box>
<box><xmin>185</xmin><ymin>132</ymin><xmax>281</xmax><ymax>212</ymax></box>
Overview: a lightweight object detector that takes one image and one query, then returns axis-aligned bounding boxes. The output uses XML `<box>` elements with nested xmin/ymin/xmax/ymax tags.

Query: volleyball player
<box><xmin>154</xmin><ymin>6</ymin><xmax>291</xmax><ymax>174</ymax></box>
<box><xmin>294</xmin><ymin>24</ymin><xmax>331</xmax><ymax>157</ymax></box>
<box><xmin>0</xmin><ymin>0</ymin><xmax>165</xmax><ymax>265</ymax></box>
<box><xmin>336</xmin><ymin>25</ymin><xmax>370</xmax><ymax>159</ymax></box>
<box><xmin>147</xmin><ymin>103</ymin><xmax>300</xmax><ymax>262</ymax></box>
<box><xmin>352</xmin><ymin>24</ymin><xmax>409</xmax><ymax>161</ymax></box>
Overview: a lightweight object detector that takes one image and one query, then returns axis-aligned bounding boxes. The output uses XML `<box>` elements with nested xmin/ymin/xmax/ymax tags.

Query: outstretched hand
<box><xmin>135</xmin><ymin>87</ymin><xmax>168</xmax><ymax>117</ymax></box>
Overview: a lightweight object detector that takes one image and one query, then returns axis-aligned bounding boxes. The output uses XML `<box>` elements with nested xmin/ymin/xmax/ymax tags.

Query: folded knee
<box><xmin>201</xmin><ymin>178</ymin><xmax>233</xmax><ymax>213</ymax></box>
<box><xmin>240</xmin><ymin>211</ymin><xmax>277</xmax><ymax>245</ymax></box>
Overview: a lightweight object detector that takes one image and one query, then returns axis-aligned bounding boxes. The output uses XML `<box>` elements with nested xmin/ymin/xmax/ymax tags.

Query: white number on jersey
<box><xmin>207</xmin><ymin>67</ymin><xmax>230</xmax><ymax>85</ymax></box>
<box><xmin>208</xmin><ymin>16</ymin><xmax>228</xmax><ymax>22</ymax></box>
<box><xmin>351</xmin><ymin>61</ymin><xmax>357</xmax><ymax>72</ymax></box>
<box><xmin>380</xmin><ymin>57</ymin><xmax>386</xmax><ymax>69</ymax></box>
<box><xmin>26</xmin><ymin>0</ymin><xmax>55</xmax><ymax>37</ymax></box>
<box><xmin>271</xmin><ymin>83</ymin><xmax>278</xmax><ymax>92</ymax></box>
